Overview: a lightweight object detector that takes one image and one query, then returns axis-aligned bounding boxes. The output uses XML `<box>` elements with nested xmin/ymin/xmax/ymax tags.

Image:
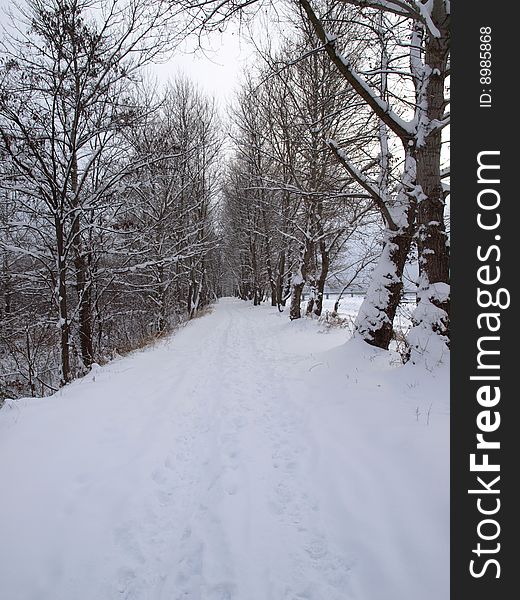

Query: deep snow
<box><xmin>0</xmin><ymin>298</ymin><xmax>449</xmax><ymax>600</ymax></box>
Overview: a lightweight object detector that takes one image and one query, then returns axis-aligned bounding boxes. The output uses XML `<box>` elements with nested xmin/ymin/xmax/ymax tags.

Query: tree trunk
<box><xmin>157</xmin><ymin>263</ymin><xmax>167</xmax><ymax>332</ymax></box>
<box><xmin>305</xmin><ymin>245</ymin><xmax>317</xmax><ymax>315</ymax></box>
<box><xmin>413</xmin><ymin>0</ymin><xmax>450</xmax><ymax>338</ymax></box>
<box><xmin>355</xmin><ymin>226</ymin><xmax>412</xmax><ymax>349</ymax></box>
<box><xmin>289</xmin><ymin>238</ymin><xmax>312</xmax><ymax>320</ymax></box>
<box><xmin>275</xmin><ymin>250</ymin><xmax>286</xmax><ymax>309</ymax></box>
<box><xmin>71</xmin><ymin>156</ymin><xmax>93</xmax><ymax>368</ymax></box>
<box><xmin>55</xmin><ymin>216</ymin><xmax>71</xmax><ymax>385</ymax></box>
<box><xmin>289</xmin><ymin>275</ymin><xmax>305</xmax><ymax>320</ymax></box>
<box><xmin>355</xmin><ymin>154</ymin><xmax>417</xmax><ymax>349</ymax></box>
<box><xmin>188</xmin><ymin>265</ymin><xmax>204</xmax><ymax>318</ymax></box>
<box><xmin>306</xmin><ymin>283</ymin><xmax>316</xmax><ymax>315</ymax></box>
<box><xmin>265</xmin><ymin>250</ymin><xmax>277</xmax><ymax>306</ymax></box>
<box><xmin>282</xmin><ymin>280</ymin><xmax>291</xmax><ymax>306</ymax></box>
<box><xmin>314</xmin><ymin>239</ymin><xmax>330</xmax><ymax>317</ymax></box>
<box><xmin>407</xmin><ymin>1</ymin><xmax>450</xmax><ymax>363</ymax></box>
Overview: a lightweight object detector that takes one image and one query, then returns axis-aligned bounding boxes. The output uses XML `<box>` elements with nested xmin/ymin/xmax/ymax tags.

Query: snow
<box><xmin>0</xmin><ymin>299</ymin><xmax>449</xmax><ymax>600</ymax></box>
<box><xmin>354</xmin><ymin>234</ymin><xmax>400</xmax><ymax>340</ymax></box>
<box><xmin>415</xmin><ymin>0</ymin><xmax>441</xmax><ymax>38</ymax></box>
<box><xmin>408</xmin><ymin>281</ymin><xmax>450</xmax><ymax>367</ymax></box>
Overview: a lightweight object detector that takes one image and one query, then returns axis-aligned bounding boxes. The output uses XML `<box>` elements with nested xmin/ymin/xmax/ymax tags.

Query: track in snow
<box><xmin>0</xmin><ymin>298</ymin><xmax>449</xmax><ymax>600</ymax></box>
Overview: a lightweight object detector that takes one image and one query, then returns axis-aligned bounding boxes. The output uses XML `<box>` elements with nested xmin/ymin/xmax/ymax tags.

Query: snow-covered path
<box><xmin>0</xmin><ymin>299</ymin><xmax>449</xmax><ymax>600</ymax></box>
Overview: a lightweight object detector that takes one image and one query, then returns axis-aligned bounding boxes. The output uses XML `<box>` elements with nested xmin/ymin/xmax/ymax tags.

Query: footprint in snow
<box><xmin>223</xmin><ymin>477</ymin><xmax>239</xmax><ymax>495</ymax></box>
<box><xmin>155</xmin><ymin>488</ymin><xmax>174</xmax><ymax>506</ymax></box>
<box><xmin>113</xmin><ymin>524</ymin><xmax>146</xmax><ymax>564</ymax></box>
<box><xmin>304</xmin><ymin>536</ymin><xmax>328</xmax><ymax>560</ymax></box>
<box><xmin>151</xmin><ymin>468</ymin><xmax>167</xmax><ymax>485</ymax></box>
<box><xmin>207</xmin><ymin>582</ymin><xmax>237</xmax><ymax>600</ymax></box>
<box><xmin>116</xmin><ymin>566</ymin><xmax>141</xmax><ymax>599</ymax></box>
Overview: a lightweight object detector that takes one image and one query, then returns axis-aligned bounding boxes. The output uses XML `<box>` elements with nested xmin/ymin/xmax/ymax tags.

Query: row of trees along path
<box><xmin>0</xmin><ymin>0</ymin><xmax>450</xmax><ymax>398</ymax></box>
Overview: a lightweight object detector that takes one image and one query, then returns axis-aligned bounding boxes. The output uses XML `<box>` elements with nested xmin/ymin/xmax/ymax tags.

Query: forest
<box><xmin>0</xmin><ymin>0</ymin><xmax>450</xmax><ymax>397</ymax></box>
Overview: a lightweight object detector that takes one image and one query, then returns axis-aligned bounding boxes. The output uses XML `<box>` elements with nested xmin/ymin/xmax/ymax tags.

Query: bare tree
<box><xmin>224</xmin><ymin>27</ymin><xmax>377</xmax><ymax>321</ymax></box>
<box><xmin>297</xmin><ymin>0</ymin><xmax>450</xmax><ymax>358</ymax></box>
<box><xmin>0</xmin><ymin>0</ymin><xmax>176</xmax><ymax>383</ymax></box>
<box><xmin>178</xmin><ymin>0</ymin><xmax>450</xmax><ymax>359</ymax></box>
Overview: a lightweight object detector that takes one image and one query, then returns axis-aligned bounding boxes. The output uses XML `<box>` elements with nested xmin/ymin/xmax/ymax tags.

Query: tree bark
<box><xmin>289</xmin><ymin>237</ymin><xmax>312</xmax><ymax>320</ymax></box>
<box><xmin>355</xmin><ymin>153</ymin><xmax>417</xmax><ymax>349</ymax></box>
<box><xmin>289</xmin><ymin>276</ymin><xmax>305</xmax><ymax>320</ymax></box>
<box><xmin>355</xmin><ymin>225</ymin><xmax>413</xmax><ymax>349</ymax></box>
<box><xmin>275</xmin><ymin>250</ymin><xmax>286</xmax><ymax>309</ymax></box>
<box><xmin>314</xmin><ymin>239</ymin><xmax>330</xmax><ymax>317</ymax></box>
<box><xmin>55</xmin><ymin>215</ymin><xmax>71</xmax><ymax>385</ymax></box>
<box><xmin>71</xmin><ymin>155</ymin><xmax>94</xmax><ymax>368</ymax></box>
<box><xmin>414</xmin><ymin>0</ymin><xmax>450</xmax><ymax>338</ymax></box>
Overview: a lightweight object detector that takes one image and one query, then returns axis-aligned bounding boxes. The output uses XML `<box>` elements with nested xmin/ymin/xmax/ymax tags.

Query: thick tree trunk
<box><xmin>261</xmin><ymin>209</ymin><xmax>277</xmax><ymax>306</ymax></box>
<box><xmin>305</xmin><ymin>244</ymin><xmax>317</xmax><ymax>314</ymax></box>
<box><xmin>407</xmin><ymin>1</ymin><xmax>450</xmax><ymax>363</ymax></box>
<box><xmin>250</xmin><ymin>239</ymin><xmax>262</xmax><ymax>306</ymax></box>
<box><xmin>191</xmin><ymin>272</ymin><xmax>203</xmax><ymax>317</ymax></box>
<box><xmin>414</xmin><ymin>0</ymin><xmax>450</xmax><ymax>336</ymax></box>
<box><xmin>355</xmin><ymin>154</ymin><xmax>417</xmax><ymax>349</ymax></box>
<box><xmin>282</xmin><ymin>280</ymin><xmax>291</xmax><ymax>306</ymax></box>
<box><xmin>77</xmin><ymin>279</ymin><xmax>93</xmax><ymax>366</ymax></box>
<box><xmin>355</xmin><ymin>226</ymin><xmax>412</xmax><ymax>349</ymax></box>
<box><xmin>282</xmin><ymin>254</ymin><xmax>292</xmax><ymax>307</ymax></box>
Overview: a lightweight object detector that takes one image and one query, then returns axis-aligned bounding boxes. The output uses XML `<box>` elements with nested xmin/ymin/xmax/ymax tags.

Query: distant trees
<box><xmin>121</xmin><ymin>77</ymin><xmax>221</xmax><ymax>327</ymax></box>
<box><xmin>222</xmin><ymin>21</ymin><xmax>378</xmax><ymax>321</ymax></box>
<box><xmin>222</xmin><ymin>76</ymin><xmax>295</xmax><ymax>308</ymax></box>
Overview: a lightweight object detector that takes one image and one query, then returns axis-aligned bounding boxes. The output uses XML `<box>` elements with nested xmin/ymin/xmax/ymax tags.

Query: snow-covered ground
<box><xmin>0</xmin><ymin>298</ymin><xmax>449</xmax><ymax>600</ymax></box>
<box><xmin>307</xmin><ymin>294</ymin><xmax>414</xmax><ymax>336</ymax></box>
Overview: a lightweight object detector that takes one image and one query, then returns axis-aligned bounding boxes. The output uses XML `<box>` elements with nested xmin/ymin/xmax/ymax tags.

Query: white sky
<box><xmin>0</xmin><ymin>0</ymin><xmax>252</xmax><ymax>109</ymax></box>
<box><xmin>150</xmin><ymin>25</ymin><xmax>252</xmax><ymax>109</ymax></box>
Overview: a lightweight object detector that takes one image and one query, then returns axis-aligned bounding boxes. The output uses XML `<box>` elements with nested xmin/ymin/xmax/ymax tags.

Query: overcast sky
<box><xmin>150</xmin><ymin>24</ymin><xmax>253</xmax><ymax>108</ymax></box>
<box><xmin>0</xmin><ymin>0</ymin><xmax>254</xmax><ymax>109</ymax></box>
